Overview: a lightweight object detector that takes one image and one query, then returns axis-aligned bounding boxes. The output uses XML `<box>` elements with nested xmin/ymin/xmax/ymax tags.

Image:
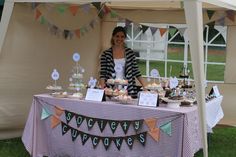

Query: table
<box><xmin>22</xmin><ymin>94</ymin><xmax>223</xmax><ymax>157</ymax></box>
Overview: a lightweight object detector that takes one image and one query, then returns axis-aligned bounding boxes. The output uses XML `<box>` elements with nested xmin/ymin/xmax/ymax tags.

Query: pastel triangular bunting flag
<box><xmin>103</xmin><ymin>5</ymin><xmax>111</xmax><ymax>14</ymax></box>
<box><xmin>148</xmin><ymin>128</ymin><xmax>160</xmax><ymax>141</ymax></box>
<box><xmin>81</xmin><ymin>4</ymin><xmax>90</xmax><ymax>13</ymax></box>
<box><xmin>41</xmin><ymin>107</ymin><xmax>51</xmax><ymax>120</ymax></box>
<box><xmin>40</xmin><ymin>16</ymin><xmax>46</xmax><ymax>24</ymax></box>
<box><xmin>150</xmin><ymin>27</ymin><xmax>158</xmax><ymax>35</ymax></box>
<box><xmin>51</xmin><ymin>115</ymin><xmax>61</xmax><ymax>128</ymax></box>
<box><xmin>110</xmin><ymin>10</ymin><xmax>118</xmax><ymax>18</ymax></box>
<box><xmin>160</xmin><ymin>122</ymin><xmax>172</xmax><ymax>136</ymax></box>
<box><xmin>69</xmin><ymin>5</ymin><xmax>79</xmax><ymax>16</ymax></box>
<box><xmin>226</xmin><ymin>10</ymin><xmax>235</xmax><ymax>22</ymax></box>
<box><xmin>125</xmin><ymin>19</ymin><xmax>132</xmax><ymax>27</ymax></box>
<box><xmin>75</xmin><ymin>29</ymin><xmax>80</xmax><ymax>38</ymax></box>
<box><xmin>144</xmin><ymin>118</ymin><xmax>157</xmax><ymax>130</ymax></box>
<box><xmin>159</xmin><ymin>28</ymin><xmax>167</xmax><ymax>37</ymax></box>
<box><xmin>54</xmin><ymin>106</ymin><xmax>64</xmax><ymax>117</ymax></box>
<box><xmin>35</xmin><ymin>9</ymin><xmax>41</xmax><ymax>20</ymax></box>
<box><xmin>57</xmin><ymin>5</ymin><xmax>67</xmax><ymax>14</ymax></box>
<box><xmin>178</xmin><ymin>28</ymin><xmax>186</xmax><ymax>37</ymax></box>
<box><xmin>169</xmin><ymin>28</ymin><xmax>177</xmax><ymax>37</ymax></box>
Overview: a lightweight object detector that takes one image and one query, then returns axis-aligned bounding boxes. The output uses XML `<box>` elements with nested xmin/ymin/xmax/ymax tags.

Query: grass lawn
<box><xmin>0</xmin><ymin>126</ymin><xmax>235</xmax><ymax>157</ymax></box>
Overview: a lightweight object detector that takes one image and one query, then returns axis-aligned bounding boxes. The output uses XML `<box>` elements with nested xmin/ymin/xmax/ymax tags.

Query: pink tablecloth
<box><xmin>22</xmin><ymin>94</ymin><xmax>204</xmax><ymax>157</ymax></box>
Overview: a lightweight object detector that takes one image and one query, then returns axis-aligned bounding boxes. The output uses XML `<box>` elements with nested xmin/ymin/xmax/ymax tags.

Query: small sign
<box><xmin>51</xmin><ymin>69</ymin><xmax>59</xmax><ymax>81</ymax></box>
<box><xmin>169</xmin><ymin>77</ymin><xmax>178</xmax><ymax>89</ymax></box>
<box><xmin>150</xmin><ymin>69</ymin><xmax>159</xmax><ymax>78</ymax></box>
<box><xmin>138</xmin><ymin>92</ymin><xmax>158</xmax><ymax>107</ymax></box>
<box><xmin>212</xmin><ymin>85</ymin><xmax>220</xmax><ymax>97</ymax></box>
<box><xmin>73</xmin><ymin>52</ymin><xmax>80</xmax><ymax>62</ymax></box>
<box><xmin>85</xmin><ymin>88</ymin><xmax>105</xmax><ymax>102</ymax></box>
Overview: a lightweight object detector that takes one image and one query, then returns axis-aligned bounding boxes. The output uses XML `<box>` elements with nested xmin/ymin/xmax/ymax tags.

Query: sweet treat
<box><xmin>115</xmin><ymin>78</ymin><xmax>122</xmax><ymax>84</ymax></box>
<box><xmin>46</xmin><ymin>85</ymin><xmax>62</xmax><ymax>90</ymax></box>
<box><xmin>118</xmin><ymin>89</ymin><xmax>127</xmax><ymax>95</ymax></box>
<box><xmin>105</xmin><ymin>88</ymin><xmax>113</xmax><ymax>95</ymax></box>
<box><xmin>169</xmin><ymin>95</ymin><xmax>183</xmax><ymax>100</ymax></box>
<box><xmin>120</xmin><ymin>79</ymin><xmax>128</xmax><ymax>85</ymax></box>
<box><xmin>72</xmin><ymin>92</ymin><xmax>83</xmax><ymax>99</ymax></box>
<box><xmin>107</xmin><ymin>79</ymin><xmax>115</xmax><ymax>84</ymax></box>
<box><xmin>113</xmin><ymin>89</ymin><xmax>119</xmax><ymax>96</ymax></box>
<box><xmin>116</xmin><ymin>95</ymin><xmax>132</xmax><ymax>103</ymax></box>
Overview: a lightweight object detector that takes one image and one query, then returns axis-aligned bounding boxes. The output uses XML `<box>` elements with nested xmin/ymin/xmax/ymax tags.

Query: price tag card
<box><xmin>213</xmin><ymin>85</ymin><xmax>220</xmax><ymax>97</ymax></box>
<box><xmin>85</xmin><ymin>88</ymin><xmax>104</xmax><ymax>102</ymax></box>
<box><xmin>138</xmin><ymin>92</ymin><xmax>158</xmax><ymax>107</ymax></box>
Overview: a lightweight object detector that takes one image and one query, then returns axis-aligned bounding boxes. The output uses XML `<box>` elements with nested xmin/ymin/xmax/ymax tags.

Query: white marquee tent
<box><xmin>1</xmin><ymin>1</ymin><xmax>236</xmax><ymax>157</ymax></box>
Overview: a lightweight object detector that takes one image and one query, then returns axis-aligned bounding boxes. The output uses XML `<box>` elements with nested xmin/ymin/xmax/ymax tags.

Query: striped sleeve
<box><xmin>100</xmin><ymin>52</ymin><xmax>107</xmax><ymax>79</ymax></box>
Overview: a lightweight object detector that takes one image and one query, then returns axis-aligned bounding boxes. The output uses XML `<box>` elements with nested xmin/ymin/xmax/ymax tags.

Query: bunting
<box><xmin>39</xmin><ymin>100</ymin><xmax>181</xmax><ymax>151</ymax></box>
<box><xmin>69</xmin><ymin>5</ymin><xmax>79</xmax><ymax>16</ymax></box>
<box><xmin>226</xmin><ymin>10</ymin><xmax>235</xmax><ymax>22</ymax></box>
<box><xmin>41</xmin><ymin>106</ymin><xmax>51</xmax><ymax>120</ymax></box>
<box><xmin>169</xmin><ymin>28</ymin><xmax>177</xmax><ymax>37</ymax></box>
<box><xmin>206</xmin><ymin>10</ymin><xmax>215</xmax><ymax>20</ymax></box>
<box><xmin>160</xmin><ymin>121</ymin><xmax>172</xmax><ymax>136</ymax></box>
<box><xmin>159</xmin><ymin>28</ymin><xmax>167</xmax><ymax>37</ymax></box>
<box><xmin>33</xmin><ymin>3</ymin><xmax>236</xmax><ymax>40</ymax></box>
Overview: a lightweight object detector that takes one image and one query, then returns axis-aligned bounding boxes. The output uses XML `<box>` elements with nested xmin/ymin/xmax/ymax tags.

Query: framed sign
<box><xmin>138</xmin><ymin>92</ymin><xmax>159</xmax><ymax>107</ymax></box>
<box><xmin>85</xmin><ymin>88</ymin><xmax>105</xmax><ymax>102</ymax></box>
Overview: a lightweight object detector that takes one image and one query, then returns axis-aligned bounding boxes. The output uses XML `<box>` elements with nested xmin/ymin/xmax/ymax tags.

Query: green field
<box><xmin>138</xmin><ymin>49</ymin><xmax>226</xmax><ymax>81</ymax></box>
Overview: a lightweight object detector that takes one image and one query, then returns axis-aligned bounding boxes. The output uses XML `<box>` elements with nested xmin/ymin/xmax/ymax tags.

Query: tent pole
<box><xmin>184</xmin><ymin>1</ymin><xmax>208</xmax><ymax>157</ymax></box>
<box><xmin>0</xmin><ymin>0</ymin><xmax>14</xmax><ymax>55</ymax></box>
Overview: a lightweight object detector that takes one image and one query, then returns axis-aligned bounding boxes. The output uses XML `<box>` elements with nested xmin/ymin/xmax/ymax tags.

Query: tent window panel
<box><xmin>167</xmin><ymin>44</ymin><xmax>184</xmax><ymax>60</ymax></box>
<box><xmin>118</xmin><ymin>22</ymin><xmax>226</xmax><ymax>82</ymax></box>
<box><xmin>207</xmin><ymin>64</ymin><xmax>225</xmax><ymax>81</ymax></box>
<box><xmin>207</xmin><ymin>47</ymin><xmax>226</xmax><ymax>63</ymax></box>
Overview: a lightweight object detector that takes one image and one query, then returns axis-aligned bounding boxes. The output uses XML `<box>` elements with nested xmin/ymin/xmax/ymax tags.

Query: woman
<box><xmin>99</xmin><ymin>26</ymin><xmax>145</xmax><ymax>98</ymax></box>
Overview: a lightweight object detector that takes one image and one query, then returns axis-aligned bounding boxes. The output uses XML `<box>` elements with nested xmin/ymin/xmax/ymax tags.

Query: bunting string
<box><xmin>32</xmin><ymin>2</ymin><xmax>236</xmax><ymax>40</ymax></box>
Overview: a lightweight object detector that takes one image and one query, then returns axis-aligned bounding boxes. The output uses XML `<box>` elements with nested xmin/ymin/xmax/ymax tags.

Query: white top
<box><xmin>114</xmin><ymin>58</ymin><xmax>125</xmax><ymax>79</ymax></box>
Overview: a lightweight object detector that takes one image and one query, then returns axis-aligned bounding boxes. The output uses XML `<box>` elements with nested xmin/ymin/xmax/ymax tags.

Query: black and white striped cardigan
<box><xmin>100</xmin><ymin>47</ymin><xmax>141</xmax><ymax>97</ymax></box>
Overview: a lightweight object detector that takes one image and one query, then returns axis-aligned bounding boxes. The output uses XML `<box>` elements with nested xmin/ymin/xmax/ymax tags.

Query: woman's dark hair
<box><xmin>111</xmin><ymin>26</ymin><xmax>127</xmax><ymax>45</ymax></box>
<box><xmin>112</xmin><ymin>26</ymin><xmax>127</xmax><ymax>38</ymax></box>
